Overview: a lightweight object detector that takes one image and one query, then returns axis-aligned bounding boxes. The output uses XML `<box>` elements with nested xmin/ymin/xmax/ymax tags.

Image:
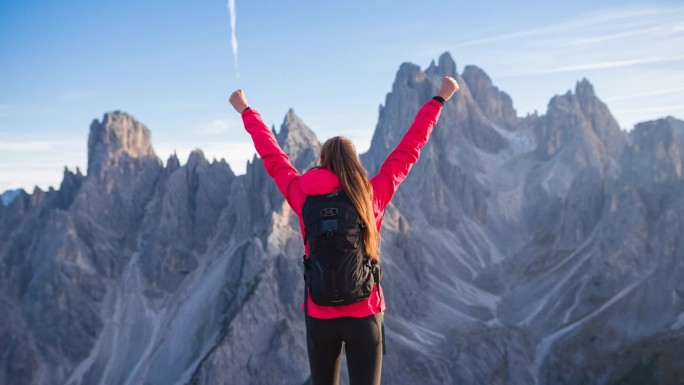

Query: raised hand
<box><xmin>438</xmin><ymin>76</ymin><xmax>460</xmax><ymax>102</ymax></box>
<box><xmin>229</xmin><ymin>89</ymin><xmax>249</xmax><ymax>113</ymax></box>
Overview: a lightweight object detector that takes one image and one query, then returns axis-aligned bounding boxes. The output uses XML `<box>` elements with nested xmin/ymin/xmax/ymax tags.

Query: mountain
<box><xmin>1</xmin><ymin>189</ymin><xmax>21</xmax><ymax>206</ymax></box>
<box><xmin>1</xmin><ymin>52</ymin><xmax>683</xmax><ymax>385</ymax></box>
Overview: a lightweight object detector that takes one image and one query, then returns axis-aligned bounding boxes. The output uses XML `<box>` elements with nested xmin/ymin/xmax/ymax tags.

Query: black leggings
<box><xmin>306</xmin><ymin>313</ymin><xmax>383</xmax><ymax>385</ymax></box>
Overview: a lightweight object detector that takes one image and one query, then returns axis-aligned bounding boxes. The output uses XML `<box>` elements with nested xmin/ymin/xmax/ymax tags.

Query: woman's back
<box><xmin>229</xmin><ymin>76</ymin><xmax>460</xmax><ymax>385</ymax></box>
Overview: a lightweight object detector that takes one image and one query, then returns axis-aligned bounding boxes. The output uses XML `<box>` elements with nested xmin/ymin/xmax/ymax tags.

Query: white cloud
<box><xmin>0</xmin><ymin>170</ymin><xmax>52</xmax><ymax>192</ymax></box>
<box><xmin>430</xmin><ymin>2</ymin><xmax>684</xmax><ymax>131</ymax></box>
<box><xmin>561</xmin><ymin>24</ymin><xmax>680</xmax><ymax>47</ymax></box>
<box><xmin>604</xmin><ymin>87</ymin><xmax>684</xmax><ymax>102</ymax></box>
<box><xmin>613</xmin><ymin>104</ymin><xmax>684</xmax><ymax>114</ymax></box>
<box><xmin>155</xmin><ymin>140</ymin><xmax>255</xmax><ymax>175</ymax></box>
<box><xmin>0</xmin><ymin>140</ymin><xmax>55</xmax><ymax>151</ymax></box>
<box><xmin>195</xmin><ymin>119</ymin><xmax>240</xmax><ymax>135</ymax></box>
<box><xmin>0</xmin><ymin>168</ymin><xmax>83</xmax><ymax>192</ymax></box>
<box><xmin>453</xmin><ymin>5</ymin><xmax>677</xmax><ymax>48</ymax></box>
<box><xmin>453</xmin><ymin>26</ymin><xmax>553</xmax><ymax>48</ymax></box>
<box><xmin>447</xmin><ymin>4</ymin><xmax>683</xmax><ymax>70</ymax></box>
<box><xmin>0</xmin><ymin>146</ymin><xmax>85</xmax><ymax>192</ymax></box>
<box><xmin>539</xmin><ymin>55</ymin><xmax>684</xmax><ymax>75</ymax></box>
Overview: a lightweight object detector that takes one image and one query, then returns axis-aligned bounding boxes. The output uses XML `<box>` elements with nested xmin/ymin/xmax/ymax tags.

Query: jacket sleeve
<box><xmin>370</xmin><ymin>99</ymin><xmax>443</xmax><ymax>211</ymax></box>
<box><xmin>242</xmin><ymin>108</ymin><xmax>304</xmax><ymax>212</ymax></box>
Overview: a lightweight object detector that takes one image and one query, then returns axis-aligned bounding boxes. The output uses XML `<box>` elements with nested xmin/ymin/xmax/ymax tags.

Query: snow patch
<box><xmin>64</xmin><ymin>239</ymin><xmax>241</xmax><ymax>385</ymax></box>
<box><xmin>541</xmin><ymin>161</ymin><xmax>574</xmax><ymax>197</ymax></box>
<box><xmin>391</xmin><ymin>317</ymin><xmax>447</xmax><ymax>354</ymax></box>
<box><xmin>520</xmin><ymin>247</ymin><xmax>595</xmax><ymax>326</ymax></box>
<box><xmin>432</xmin><ymin>278</ymin><xmax>500</xmax><ymax>311</ymax></box>
<box><xmin>672</xmin><ymin>311</ymin><xmax>684</xmax><ymax>330</ymax></box>
<box><xmin>534</xmin><ymin>270</ymin><xmax>654</xmax><ymax>380</ymax></box>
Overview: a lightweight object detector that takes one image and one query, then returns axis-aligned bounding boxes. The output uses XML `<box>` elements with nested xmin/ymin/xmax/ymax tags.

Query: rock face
<box><xmin>2</xmin><ymin>52</ymin><xmax>684</xmax><ymax>385</ymax></box>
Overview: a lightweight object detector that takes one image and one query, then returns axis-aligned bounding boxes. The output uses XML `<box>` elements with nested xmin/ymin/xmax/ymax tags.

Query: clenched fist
<box><xmin>229</xmin><ymin>89</ymin><xmax>249</xmax><ymax>113</ymax></box>
<box><xmin>438</xmin><ymin>76</ymin><xmax>460</xmax><ymax>102</ymax></box>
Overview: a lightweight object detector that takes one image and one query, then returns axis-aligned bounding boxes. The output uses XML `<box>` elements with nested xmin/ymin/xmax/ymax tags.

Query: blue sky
<box><xmin>1</xmin><ymin>1</ymin><xmax>683</xmax><ymax>192</ymax></box>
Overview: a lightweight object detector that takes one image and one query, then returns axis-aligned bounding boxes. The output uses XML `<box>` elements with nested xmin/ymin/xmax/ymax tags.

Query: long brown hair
<box><xmin>318</xmin><ymin>136</ymin><xmax>380</xmax><ymax>261</ymax></box>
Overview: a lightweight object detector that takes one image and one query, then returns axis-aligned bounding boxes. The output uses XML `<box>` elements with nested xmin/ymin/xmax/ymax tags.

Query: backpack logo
<box><xmin>320</xmin><ymin>207</ymin><xmax>338</xmax><ymax>217</ymax></box>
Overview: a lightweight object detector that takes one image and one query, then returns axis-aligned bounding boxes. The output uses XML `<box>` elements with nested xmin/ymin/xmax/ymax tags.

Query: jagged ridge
<box><xmin>1</xmin><ymin>52</ymin><xmax>684</xmax><ymax>385</ymax></box>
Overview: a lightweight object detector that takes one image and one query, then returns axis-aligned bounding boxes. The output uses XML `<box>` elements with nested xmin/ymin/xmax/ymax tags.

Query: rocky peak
<box><xmin>438</xmin><ymin>51</ymin><xmax>457</xmax><ymax>77</ymax></box>
<box><xmin>575</xmin><ymin>79</ymin><xmax>622</xmax><ymax>135</ymax></box>
<box><xmin>538</xmin><ymin>80</ymin><xmax>625</xmax><ymax>164</ymax></box>
<box><xmin>426</xmin><ymin>52</ymin><xmax>458</xmax><ymax>78</ymax></box>
<box><xmin>628</xmin><ymin>117</ymin><xmax>684</xmax><ymax>185</ymax></box>
<box><xmin>186</xmin><ymin>149</ymin><xmax>208</xmax><ymax>170</ymax></box>
<box><xmin>55</xmin><ymin>167</ymin><xmax>84</xmax><ymax>210</ymax></box>
<box><xmin>575</xmin><ymin>78</ymin><xmax>595</xmax><ymax>102</ymax></box>
<box><xmin>87</xmin><ymin>111</ymin><xmax>158</xmax><ymax>177</ymax></box>
<box><xmin>367</xmin><ymin>62</ymin><xmax>434</xmax><ymax>169</ymax></box>
<box><xmin>367</xmin><ymin>52</ymin><xmax>519</xmax><ymax>172</ymax></box>
<box><xmin>1</xmin><ymin>189</ymin><xmax>21</xmax><ymax>206</ymax></box>
<box><xmin>461</xmin><ymin>65</ymin><xmax>518</xmax><ymax>127</ymax></box>
<box><xmin>166</xmin><ymin>153</ymin><xmax>181</xmax><ymax>174</ymax></box>
<box><xmin>276</xmin><ymin>109</ymin><xmax>321</xmax><ymax>170</ymax></box>
<box><xmin>391</xmin><ymin>62</ymin><xmax>425</xmax><ymax>94</ymax></box>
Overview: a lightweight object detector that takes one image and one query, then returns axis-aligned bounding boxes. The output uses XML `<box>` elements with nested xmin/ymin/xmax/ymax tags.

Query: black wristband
<box><xmin>242</xmin><ymin>106</ymin><xmax>251</xmax><ymax>113</ymax></box>
<box><xmin>432</xmin><ymin>96</ymin><xmax>446</xmax><ymax>105</ymax></box>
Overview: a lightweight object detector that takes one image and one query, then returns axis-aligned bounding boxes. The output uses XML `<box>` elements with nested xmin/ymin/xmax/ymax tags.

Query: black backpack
<box><xmin>302</xmin><ymin>191</ymin><xmax>381</xmax><ymax>307</ymax></box>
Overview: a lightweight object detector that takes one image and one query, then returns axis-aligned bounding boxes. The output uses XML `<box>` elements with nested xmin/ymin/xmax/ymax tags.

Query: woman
<box><xmin>229</xmin><ymin>76</ymin><xmax>459</xmax><ymax>385</ymax></box>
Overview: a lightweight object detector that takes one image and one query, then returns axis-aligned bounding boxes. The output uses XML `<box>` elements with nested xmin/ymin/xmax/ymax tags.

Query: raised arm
<box><xmin>370</xmin><ymin>76</ymin><xmax>459</xmax><ymax>210</ymax></box>
<box><xmin>229</xmin><ymin>89</ymin><xmax>302</xmax><ymax>209</ymax></box>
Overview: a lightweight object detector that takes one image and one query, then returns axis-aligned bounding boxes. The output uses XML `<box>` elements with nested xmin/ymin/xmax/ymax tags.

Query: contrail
<box><xmin>227</xmin><ymin>0</ymin><xmax>239</xmax><ymax>77</ymax></box>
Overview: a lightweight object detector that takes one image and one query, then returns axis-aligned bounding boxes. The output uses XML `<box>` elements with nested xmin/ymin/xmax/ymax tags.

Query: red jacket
<box><xmin>241</xmin><ymin>99</ymin><xmax>443</xmax><ymax>319</ymax></box>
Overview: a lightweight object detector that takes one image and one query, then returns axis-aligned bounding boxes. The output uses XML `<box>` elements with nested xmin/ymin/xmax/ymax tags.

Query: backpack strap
<box><xmin>371</xmin><ymin>260</ymin><xmax>386</xmax><ymax>355</ymax></box>
<box><xmin>373</xmin><ymin>263</ymin><xmax>387</xmax><ymax>356</ymax></box>
<box><xmin>302</xmin><ymin>254</ymin><xmax>310</xmax><ymax>317</ymax></box>
<box><xmin>381</xmin><ymin>311</ymin><xmax>386</xmax><ymax>356</ymax></box>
